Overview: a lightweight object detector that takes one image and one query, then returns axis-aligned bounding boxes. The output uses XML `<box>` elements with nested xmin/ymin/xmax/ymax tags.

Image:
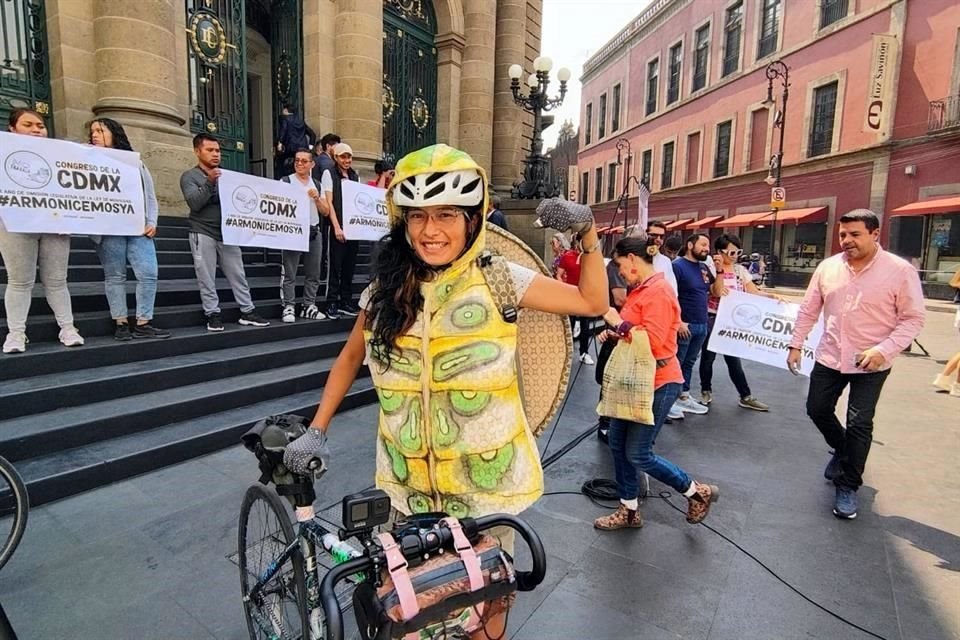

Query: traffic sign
<box><xmin>770</xmin><ymin>186</ymin><xmax>786</xmax><ymax>209</ymax></box>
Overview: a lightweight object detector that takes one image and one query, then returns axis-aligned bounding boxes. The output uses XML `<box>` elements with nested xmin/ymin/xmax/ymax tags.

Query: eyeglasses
<box><xmin>294</xmin><ymin>158</ymin><xmax>313</xmax><ymax>165</ymax></box>
<box><xmin>404</xmin><ymin>208</ymin><xmax>466</xmax><ymax>227</ymax></box>
<box><xmin>723</xmin><ymin>248</ymin><xmax>743</xmax><ymax>257</ymax></box>
<box><xmin>648</xmin><ymin>232</ymin><xmax>665</xmax><ymax>239</ymax></box>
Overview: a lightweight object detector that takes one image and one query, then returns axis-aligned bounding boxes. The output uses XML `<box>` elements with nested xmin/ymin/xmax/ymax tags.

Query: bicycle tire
<box><xmin>0</xmin><ymin>455</ymin><xmax>28</xmax><ymax>572</ymax></box>
<box><xmin>238</xmin><ymin>484</ymin><xmax>310</xmax><ymax>640</ymax></box>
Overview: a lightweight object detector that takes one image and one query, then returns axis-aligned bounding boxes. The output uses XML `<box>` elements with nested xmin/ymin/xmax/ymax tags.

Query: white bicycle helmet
<box><xmin>392</xmin><ymin>168</ymin><xmax>485</xmax><ymax>209</ymax></box>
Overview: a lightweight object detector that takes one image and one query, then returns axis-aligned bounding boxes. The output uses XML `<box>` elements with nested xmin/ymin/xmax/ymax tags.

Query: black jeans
<box><xmin>806</xmin><ymin>362</ymin><xmax>891</xmax><ymax>491</ymax></box>
<box><xmin>596</xmin><ymin>339</ymin><xmax>616</xmax><ymax>433</ymax></box>
<box><xmin>699</xmin><ymin>314</ymin><xmax>751</xmax><ymax>398</ymax></box>
<box><xmin>324</xmin><ymin>225</ymin><xmax>358</xmax><ymax>306</ymax></box>
<box><xmin>570</xmin><ymin>316</ymin><xmax>591</xmax><ymax>356</ymax></box>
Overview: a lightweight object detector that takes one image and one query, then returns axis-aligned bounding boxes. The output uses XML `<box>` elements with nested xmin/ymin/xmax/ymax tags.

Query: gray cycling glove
<box><xmin>283</xmin><ymin>427</ymin><xmax>331</xmax><ymax>476</ymax></box>
<box><xmin>534</xmin><ymin>198</ymin><xmax>594</xmax><ymax>235</ymax></box>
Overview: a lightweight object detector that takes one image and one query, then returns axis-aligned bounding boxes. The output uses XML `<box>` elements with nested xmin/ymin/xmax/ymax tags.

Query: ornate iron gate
<box><xmin>383</xmin><ymin>0</ymin><xmax>438</xmax><ymax>159</ymax></box>
<box><xmin>186</xmin><ymin>0</ymin><xmax>248</xmax><ymax>170</ymax></box>
<box><xmin>269</xmin><ymin>0</ymin><xmax>302</xmax><ymax>175</ymax></box>
<box><xmin>0</xmin><ymin>0</ymin><xmax>53</xmax><ymax>130</ymax></box>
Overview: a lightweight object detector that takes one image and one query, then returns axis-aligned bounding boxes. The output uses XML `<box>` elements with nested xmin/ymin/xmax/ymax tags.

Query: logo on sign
<box><xmin>232</xmin><ymin>185</ymin><xmax>259</xmax><ymax>214</ymax></box>
<box><xmin>732</xmin><ymin>303</ymin><xmax>762</xmax><ymax>329</ymax></box>
<box><xmin>4</xmin><ymin>151</ymin><xmax>52</xmax><ymax>189</ymax></box>
<box><xmin>354</xmin><ymin>191</ymin><xmax>376</xmax><ymax>216</ymax></box>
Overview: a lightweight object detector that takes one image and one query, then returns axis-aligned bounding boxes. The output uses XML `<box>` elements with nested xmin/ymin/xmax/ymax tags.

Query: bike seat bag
<box><xmin>353</xmin><ymin>517</ymin><xmax>516</xmax><ymax>640</ymax></box>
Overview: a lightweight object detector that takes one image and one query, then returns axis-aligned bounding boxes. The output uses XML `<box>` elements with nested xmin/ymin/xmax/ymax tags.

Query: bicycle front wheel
<box><xmin>238</xmin><ymin>484</ymin><xmax>309</xmax><ymax>640</ymax></box>
<box><xmin>0</xmin><ymin>456</ymin><xmax>29</xmax><ymax>572</ymax></box>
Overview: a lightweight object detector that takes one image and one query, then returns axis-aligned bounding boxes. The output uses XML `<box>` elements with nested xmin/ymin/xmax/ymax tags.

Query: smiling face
<box><xmin>838</xmin><ymin>220</ymin><xmax>880</xmax><ymax>262</ymax></box>
<box><xmin>404</xmin><ymin>205</ymin><xmax>472</xmax><ymax>266</ymax></box>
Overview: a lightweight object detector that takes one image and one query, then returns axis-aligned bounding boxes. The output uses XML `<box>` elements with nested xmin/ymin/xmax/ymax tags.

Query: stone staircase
<box><xmin>0</xmin><ymin>216</ymin><xmax>377</xmax><ymax>506</ymax></box>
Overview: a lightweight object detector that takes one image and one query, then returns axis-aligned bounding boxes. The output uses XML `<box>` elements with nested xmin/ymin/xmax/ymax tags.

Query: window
<box><xmin>667</xmin><ymin>43</ymin><xmax>682</xmax><ymax>104</ymax></box>
<box><xmin>594</xmin><ymin>167</ymin><xmax>603</xmax><ymax>203</ymax></box>
<box><xmin>757</xmin><ymin>0</ymin><xmax>780</xmax><ymax>59</ymax></box>
<box><xmin>723</xmin><ymin>2</ymin><xmax>743</xmax><ymax>77</ymax></box>
<box><xmin>808</xmin><ymin>81</ymin><xmax>839</xmax><ymax>157</ymax></box>
<box><xmin>641</xmin><ymin>149</ymin><xmax>653</xmax><ymax>188</ymax></box>
<box><xmin>611</xmin><ymin>84</ymin><xmax>621</xmax><ymax>132</ymax></box>
<box><xmin>599</xmin><ymin>93</ymin><xmax>607</xmax><ymax>139</ymax></box>
<box><xmin>584</xmin><ymin>104</ymin><xmax>592</xmax><ymax>145</ymax></box>
<box><xmin>714</xmin><ymin>120</ymin><xmax>732</xmax><ymax>178</ymax></box>
<box><xmin>748</xmin><ymin>108</ymin><xmax>769</xmax><ymax>171</ymax></box>
<box><xmin>661</xmin><ymin>142</ymin><xmax>675</xmax><ymax>189</ymax></box>
<box><xmin>580</xmin><ymin>171</ymin><xmax>589</xmax><ymax>204</ymax></box>
<box><xmin>820</xmin><ymin>0</ymin><xmax>849</xmax><ymax>29</ymax></box>
<box><xmin>693</xmin><ymin>25</ymin><xmax>710</xmax><ymax>92</ymax></box>
<box><xmin>686</xmin><ymin>132</ymin><xmax>701</xmax><ymax>183</ymax></box>
<box><xmin>607</xmin><ymin>162</ymin><xmax>618</xmax><ymax>201</ymax></box>
<box><xmin>646</xmin><ymin>59</ymin><xmax>659</xmax><ymax>116</ymax></box>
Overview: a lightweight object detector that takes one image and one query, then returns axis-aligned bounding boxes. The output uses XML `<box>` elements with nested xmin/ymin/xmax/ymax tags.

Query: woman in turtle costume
<box><xmin>284</xmin><ymin>143</ymin><xmax>606</xmax><ymax>521</ymax></box>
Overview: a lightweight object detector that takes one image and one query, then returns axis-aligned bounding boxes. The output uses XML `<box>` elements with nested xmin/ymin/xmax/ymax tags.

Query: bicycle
<box><xmin>236</xmin><ymin>420</ymin><xmax>547</xmax><ymax>640</ymax></box>
<box><xmin>0</xmin><ymin>455</ymin><xmax>28</xmax><ymax>572</ymax></box>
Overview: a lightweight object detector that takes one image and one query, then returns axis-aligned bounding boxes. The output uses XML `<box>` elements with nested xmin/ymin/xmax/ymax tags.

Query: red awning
<box><xmin>714</xmin><ymin>212</ymin><xmax>771</xmax><ymax>228</ymax></box>
<box><xmin>890</xmin><ymin>195</ymin><xmax>960</xmax><ymax>217</ymax></box>
<box><xmin>665</xmin><ymin>218</ymin><xmax>693</xmax><ymax>231</ymax></box>
<box><xmin>756</xmin><ymin>206</ymin><xmax>828</xmax><ymax>225</ymax></box>
<box><xmin>688</xmin><ymin>215</ymin><xmax>725</xmax><ymax>229</ymax></box>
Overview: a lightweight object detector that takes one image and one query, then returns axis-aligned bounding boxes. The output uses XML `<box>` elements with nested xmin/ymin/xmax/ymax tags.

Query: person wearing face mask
<box><xmin>88</xmin><ymin>117</ymin><xmax>170</xmax><ymax>340</ymax></box>
<box><xmin>1</xmin><ymin>109</ymin><xmax>84</xmax><ymax>353</ymax></box>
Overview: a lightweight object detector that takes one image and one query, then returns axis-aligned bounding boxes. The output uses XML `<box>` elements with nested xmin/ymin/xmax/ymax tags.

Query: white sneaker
<box><xmin>282</xmin><ymin>305</ymin><xmax>296</xmax><ymax>323</ymax></box>
<box><xmin>572</xmin><ymin>323</ymin><xmax>581</xmax><ymax>339</ymax></box>
<box><xmin>677</xmin><ymin>394</ymin><xmax>709</xmax><ymax>415</ymax></box>
<box><xmin>668</xmin><ymin>405</ymin><xmax>685</xmax><ymax>420</ymax></box>
<box><xmin>579</xmin><ymin>353</ymin><xmax>595</xmax><ymax>365</ymax></box>
<box><xmin>933</xmin><ymin>374</ymin><xmax>953</xmax><ymax>392</ymax></box>
<box><xmin>58</xmin><ymin>326</ymin><xmax>85</xmax><ymax>348</ymax></box>
<box><xmin>301</xmin><ymin>304</ymin><xmax>326</xmax><ymax>320</ymax></box>
<box><xmin>2</xmin><ymin>332</ymin><xmax>27</xmax><ymax>354</ymax></box>
<box><xmin>951</xmin><ymin>382</ymin><xmax>960</xmax><ymax>398</ymax></box>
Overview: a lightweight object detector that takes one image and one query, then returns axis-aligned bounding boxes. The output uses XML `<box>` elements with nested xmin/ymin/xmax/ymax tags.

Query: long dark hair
<box><xmin>87</xmin><ymin>117</ymin><xmax>134</xmax><ymax>151</ymax></box>
<box><xmin>365</xmin><ymin>206</ymin><xmax>482</xmax><ymax>358</ymax></box>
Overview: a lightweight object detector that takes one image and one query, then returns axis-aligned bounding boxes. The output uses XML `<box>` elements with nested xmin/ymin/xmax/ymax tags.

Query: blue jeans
<box><xmin>676</xmin><ymin>321</ymin><xmax>708</xmax><ymax>393</ymax></box>
<box><xmin>608</xmin><ymin>383</ymin><xmax>691</xmax><ymax>499</ymax></box>
<box><xmin>97</xmin><ymin>235</ymin><xmax>158</xmax><ymax>321</ymax></box>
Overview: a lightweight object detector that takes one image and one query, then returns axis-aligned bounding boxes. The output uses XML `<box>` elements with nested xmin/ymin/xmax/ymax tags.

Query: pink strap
<box><xmin>377</xmin><ymin>532</ymin><xmax>420</xmax><ymax>623</ymax></box>
<box><xmin>442</xmin><ymin>518</ymin><xmax>484</xmax><ymax>592</ymax></box>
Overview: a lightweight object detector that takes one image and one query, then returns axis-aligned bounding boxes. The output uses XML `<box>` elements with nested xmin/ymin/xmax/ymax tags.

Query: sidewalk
<box><xmin>2</xmin><ymin>309</ymin><xmax>958</xmax><ymax>639</ymax></box>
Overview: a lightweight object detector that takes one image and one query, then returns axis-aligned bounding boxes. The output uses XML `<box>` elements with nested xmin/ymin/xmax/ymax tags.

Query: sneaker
<box><xmin>2</xmin><ymin>332</ymin><xmax>27</xmax><ymax>354</ymax></box>
<box><xmin>114</xmin><ymin>323</ymin><xmax>133</xmax><ymax>341</ymax></box>
<box><xmin>301</xmin><ymin>304</ymin><xmax>326</xmax><ymax>320</ymax></box>
<box><xmin>325</xmin><ymin>304</ymin><xmax>342</xmax><ymax>320</ymax></box>
<box><xmin>132</xmin><ymin>323</ymin><xmax>171</xmax><ymax>339</ymax></box>
<box><xmin>951</xmin><ymin>382</ymin><xmax>960</xmax><ymax>398</ymax></box>
<box><xmin>206</xmin><ymin>313</ymin><xmax>225</xmax><ymax>332</ymax></box>
<box><xmin>282</xmin><ymin>305</ymin><xmax>296</xmax><ymax>323</ymax></box>
<box><xmin>700</xmin><ymin>390</ymin><xmax>713</xmax><ymax>406</ymax></box>
<box><xmin>677</xmin><ymin>395</ymin><xmax>709</xmax><ymax>415</ymax></box>
<box><xmin>579</xmin><ymin>353</ymin><xmax>595</xmax><ymax>365</ymax></box>
<box><xmin>833</xmin><ymin>486</ymin><xmax>858</xmax><ymax>520</ymax></box>
<box><xmin>686</xmin><ymin>482</ymin><xmax>719</xmax><ymax>524</ymax></box>
<box><xmin>339</xmin><ymin>302</ymin><xmax>360</xmax><ymax>317</ymax></box>
<box><xmin>933</xmin><ymin>374</ymin><xmax>953</xmax><ymax>392</ymax></box>
<box><xmin>738</xmin><ymin>396</ymin><xmax>769</xmax><ymax>412</ymax></box>
<box><xmin>668</xmin><ymin>404</ymin><xmax>685</xmax><ymax>421</ymax></box>
<box><xmin>823</xmin><ymin>451</ymin><xmax>842</xmax><ymax>481</ymax></box>
<box><xmin>59</xmin><ymin>326</ymin><xmax>85</xmax><ymax>347</ymax></box>
<box><xmin>239</xmin><ymin>311</ymin><xmax>270</xmax><ymax>327</ymax></box>
<box><xmin>593</xmin><ymin>504</ymin><xmax>643</xmax><ymax>530</ymax></box>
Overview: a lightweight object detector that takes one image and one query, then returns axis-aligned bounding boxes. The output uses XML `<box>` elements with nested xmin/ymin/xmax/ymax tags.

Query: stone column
<box><xmin>457</xmin><ymin>0</ymin><xmax>497</xmax><ymax>174</ymax></box>
<box><xmin>334</xmin><ymin>0</ymin><xmax>383</xmax><ymax>175</ymax></box>
<box><xmin>435</xmin><ymin>32</ymin><xmax>465</xmax><ymax>148</ymax></box>
<box><xmin>491</xmin><ymin>0</ymin><xmax>528</xmax><ymax>193</ymax></box>
<box><xmin>304</xmin><ymin>0</ymin><xmax>337</xmax><ymax>136</ymax></box>
<box><xmin>45</xmin><ymin>0</ymin><xmax>98</xmax><ymax>140</ymax></box>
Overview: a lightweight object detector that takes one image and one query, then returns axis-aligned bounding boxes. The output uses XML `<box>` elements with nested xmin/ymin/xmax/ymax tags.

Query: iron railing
<box><xmin>928</xmin><ymin>95</ymin><xmax>960</xmax><ymax>133</ymax></box>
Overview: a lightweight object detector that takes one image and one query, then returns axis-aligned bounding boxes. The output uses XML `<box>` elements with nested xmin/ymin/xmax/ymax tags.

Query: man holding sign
<box><xmin>788</xmin><ymin>209</ymin><xmax>925</xmax><ymax>520</ymax></box>
<box><xmin>318</xmin><ymin>143</ymin><xmax>360</xmax><ymax>320</ymax></box>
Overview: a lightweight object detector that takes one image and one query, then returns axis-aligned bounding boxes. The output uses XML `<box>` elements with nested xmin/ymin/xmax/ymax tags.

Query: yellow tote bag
<box><xmin>596</xmin><ymin>328</ymin><xmax>656</xmax><ymax>425</ymax></box>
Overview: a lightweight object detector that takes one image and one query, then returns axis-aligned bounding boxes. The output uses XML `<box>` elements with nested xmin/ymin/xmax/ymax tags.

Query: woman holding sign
<box><xmin>88</xmin><ymin>118</ymin><xmax>170</xmax><ymax>340</ymax></box>
<box><xmin>1</xmin><ymin>109</ymin><xmax>84</xmax><ymax>354</ymax></box>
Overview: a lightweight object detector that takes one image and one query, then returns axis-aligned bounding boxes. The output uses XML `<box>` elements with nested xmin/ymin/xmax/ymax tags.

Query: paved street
<box><xmin>2</xmin><ymin>304</ymin><xmax>958</xmax><ymax>640</ymax></box>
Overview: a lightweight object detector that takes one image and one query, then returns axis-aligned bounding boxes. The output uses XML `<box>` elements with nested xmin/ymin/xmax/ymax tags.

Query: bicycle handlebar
<box><xmin>318</xmin><ymin>513</ymin><xmax>547</xmax><ymax>640</ymax></box>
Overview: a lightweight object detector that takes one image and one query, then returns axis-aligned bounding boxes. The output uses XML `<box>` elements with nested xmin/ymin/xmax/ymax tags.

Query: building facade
<box><xmin>578</xmin><ymin>0</ymin><xmax>960</xmax><ymax>289</ymax></box>
<box><xmin>0</xmin><ymin>0</ymin><xmax>543</xmax><ymax>212</ymax></box>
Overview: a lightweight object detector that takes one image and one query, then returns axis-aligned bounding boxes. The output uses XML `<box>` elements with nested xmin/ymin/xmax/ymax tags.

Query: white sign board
<box><xmin>340</xmin><ymin>180</ymin><xmax>389</xmax><ymax>241</ymax></box>
<box><xmin>707</xmin><ymin>290</ymin><xmax>824</xmax><ymax>377</ymax></box>
<box><xmin>219</xmin><ymin>169</ymin><xmax>309</xmax><ymax>252</ymax></box>
<box><xmin>0</xmin><ymin>131</ymin><xmax>145</xmax><ymax>235</ymax></box>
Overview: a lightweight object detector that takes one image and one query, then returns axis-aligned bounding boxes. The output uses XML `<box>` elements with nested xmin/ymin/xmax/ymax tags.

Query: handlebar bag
<box><xmin>353</xmin><ymin>519</ymin><xmax>516</xmax><ymax>640</ymax></box>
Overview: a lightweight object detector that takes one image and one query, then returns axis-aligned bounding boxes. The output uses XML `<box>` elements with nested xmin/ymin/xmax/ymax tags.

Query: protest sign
<box><xmin>340</xmin><ymin>181</ymin><xmax>389</xmax><ymax>241</ymax></box>
<box><xmin>707</xmin><ymin>290</ymin><xmax>824</xmax><ymax>377</ymax></box>
<box><xmin>219</xmin><ymin>169</ymin><xmax>309</xmax><ymax>252</ymax></box>
<box><xmin>0</xmin><ymin>131</ymin><xmax>145</xmax><ymax>235</ymax></box>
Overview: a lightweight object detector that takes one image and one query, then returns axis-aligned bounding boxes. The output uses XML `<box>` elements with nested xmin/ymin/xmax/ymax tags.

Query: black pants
<box><xmin>806</xmin><ymin>362</ymin><xmax>891</xmax><ymax>491</ymax></box>
<box><xmin>324</xmin><ymin>225</ymin><xmax>358</xmax><ymax>305</ymax></box>
<box><xmin>700</xmin><ymin>314</ymin><xmax>751</xmax><ymax>398</ymax></box>
<box><xmin>570</xmin><ymin>316</ymin><xmax>591</xmax><ymax>356</ymax></box>
<box><xmin>596</xmin><ymin>339</ymin><xmax>616</xmax><ymax>434</ymax></box>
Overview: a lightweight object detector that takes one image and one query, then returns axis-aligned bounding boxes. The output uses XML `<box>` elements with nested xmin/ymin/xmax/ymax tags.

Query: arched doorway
<box><xmin>383</xmin><ymin>0</ymin><xmax>438</xmax><ymax>159</ymax></box>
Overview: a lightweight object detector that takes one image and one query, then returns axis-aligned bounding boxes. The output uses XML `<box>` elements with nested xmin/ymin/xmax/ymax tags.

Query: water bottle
<box><xmin>322</xmin><ymin>533</ymin><xmax>360</xmax><ymax>565</ymax></box>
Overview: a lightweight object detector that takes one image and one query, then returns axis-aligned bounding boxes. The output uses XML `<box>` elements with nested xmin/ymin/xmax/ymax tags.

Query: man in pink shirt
<box><xmin>788</xmin><ymin>209</ymin><xmax>925</xmax><ymax>520</ymax></box>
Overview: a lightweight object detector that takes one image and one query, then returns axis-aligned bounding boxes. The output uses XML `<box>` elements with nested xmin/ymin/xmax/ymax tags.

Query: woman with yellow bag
<box><xmin>594</xmin><ymin>233</ymin><xmax>719</xmax><ymax>530</ymax></box>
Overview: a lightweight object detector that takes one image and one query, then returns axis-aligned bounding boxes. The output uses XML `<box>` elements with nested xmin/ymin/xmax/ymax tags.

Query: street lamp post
<box><xmin>508</xmin><ymin>57</ymin><xmax>571</xmax><ymax>199</ymax></box>
<box><xmin>763</xmin><ymin>59</ymin><xmax>790</xmax><ymax>287</ymax></box>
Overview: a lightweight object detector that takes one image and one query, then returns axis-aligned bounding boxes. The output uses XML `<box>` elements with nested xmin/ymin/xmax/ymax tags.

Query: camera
<box><xmin>341</xmin><ymin>488</ymin><xmax>391</xmax><ymax>533</ymax></box>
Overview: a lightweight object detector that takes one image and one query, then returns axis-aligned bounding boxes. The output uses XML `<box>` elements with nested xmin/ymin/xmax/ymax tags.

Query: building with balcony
<box><xmin>578</xmin><ymin>0</ymin><xmax>960</xmax><ymax>290</ymax></box>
